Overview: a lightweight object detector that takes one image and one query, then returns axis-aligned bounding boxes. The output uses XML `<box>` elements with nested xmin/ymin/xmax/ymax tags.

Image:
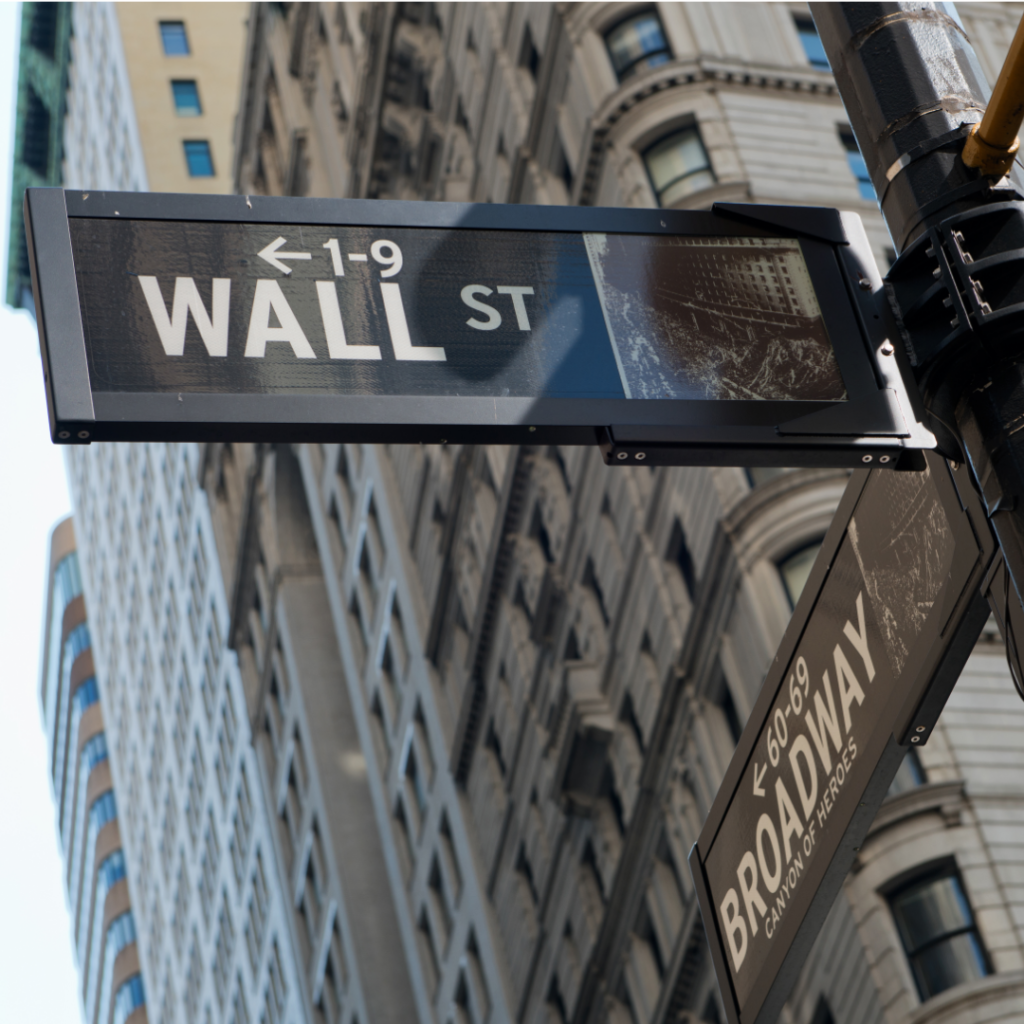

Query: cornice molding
<box><xmin>578</xmin><ymin>57</ymin><xmax>837</xmax><ymax>204</ymax></box>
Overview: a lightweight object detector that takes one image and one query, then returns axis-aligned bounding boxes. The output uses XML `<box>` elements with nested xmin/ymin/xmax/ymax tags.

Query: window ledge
<box><xmin>906</xmin><ymin>968</ymin><xmax>1024</xmax><ymax>1024</ymax></box>
<box><xmin>661</xmin><ymin>179</ymin><xmax>750</xmax><ymax>211</ymax></box>
<box><xmin>867</xmin><ymin>779</ymin><xmax>967</xmax><ymax>840</ymax></box>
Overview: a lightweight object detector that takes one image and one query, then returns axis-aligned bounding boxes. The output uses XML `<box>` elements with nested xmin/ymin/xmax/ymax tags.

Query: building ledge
<box><xmin>906</xmin><ymin>969</ymin><xmax>1024</xmax><ymax>1024</ymax></box>
<box><xmin>866</xmin><ymin>779</ymin><xmax>967</xmax><ymax>840</ymax></box>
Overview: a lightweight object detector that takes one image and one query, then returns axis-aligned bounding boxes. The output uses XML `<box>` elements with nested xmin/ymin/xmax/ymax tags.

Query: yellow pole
<box><xmin>963</xmin><ymin>12</ymin><xmax>1024</xmax><ymax>177</ymax></box>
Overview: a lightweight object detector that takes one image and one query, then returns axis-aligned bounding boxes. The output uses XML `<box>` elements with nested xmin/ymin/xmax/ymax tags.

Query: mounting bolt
<box><xmin>911</xmin><ymin>735</ymin><xmax>921</xmax><ymax>743</ymax></box>
<box><xmin>58</xmin><ymin>431</ymin><xmax>70</xmax><ymax>439</ymax></box>
<box><xmin>858</xmin><ymin>278</ymin><xmax>872</xmax><ymax>291</ymax></box>
<box><xmin>881</xmin><ymin>343</ymin><xmax>894</xmax><ymax>356</ymax></box>
<box><xmin>862</xmin><ymin>455</ymin><xmax>873</xmax><ymax>463</ymax></box>
<box><xmin>635</xmin><ymin>452</ymin><xmax>646</xmax><ymax>461</ymax></box>
<box><xmin>879</xmin><ymin>455</ymin><xmax>890</xmax><ymax>464</ymax></box>
<box><xmin>77</xmin><ymin>431</ymin><xmax>90</xmax><ymax>439</ymax></box>
<box><xmin>616</xmin><ymin>451</ymin><xmax>628</xmax><ymax>460</ymax></box>
<box><xmin>916</xmin><ymin>725</ymin><xmax>926</xmax><ymax>732</ymax></box>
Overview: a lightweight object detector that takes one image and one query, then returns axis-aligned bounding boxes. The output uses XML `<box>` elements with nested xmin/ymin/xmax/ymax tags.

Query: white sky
<box><xmin>0</xmin><ymin>3</ymin><xmax>83</xmax><ymax>1022</ymax></box>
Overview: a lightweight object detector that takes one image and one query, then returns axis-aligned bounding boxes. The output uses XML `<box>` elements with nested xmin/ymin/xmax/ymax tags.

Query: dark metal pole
<box><xmin>811</xmin><ymin>2</ymin><xmax>1024</xmax><ymax>623</ymax></box>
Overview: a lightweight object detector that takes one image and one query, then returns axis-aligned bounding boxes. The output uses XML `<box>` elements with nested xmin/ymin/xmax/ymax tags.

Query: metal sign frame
<box><xmin>688</xmin><ymin>453</ymin><xmax>996</xmax><ymax>1024</ymax></box>
<box><xmin>26</xmin><ymin>187</ymin><xmax>931</xmax><ymax>465</ymax></box>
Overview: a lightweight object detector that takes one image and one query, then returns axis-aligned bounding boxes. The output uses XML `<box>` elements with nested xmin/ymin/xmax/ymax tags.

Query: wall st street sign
<box><xmin>25</xmin><ymin>188</ymin><xmax>932</xmax><ymax>465</ymax></box>
<box><xmin>688</xmin><ymin>452</ymin><xmax>997</xmax><ymax>1024</ymax></box>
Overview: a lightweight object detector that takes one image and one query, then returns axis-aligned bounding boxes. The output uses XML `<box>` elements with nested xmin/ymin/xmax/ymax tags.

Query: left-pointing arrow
<box><xmin>257</xmin><ymin>236</ymin><xmax>312</xmax><ymax>275</ymax></box>
<box><xmin>753</xmin><ymin>761</ymin><xmax>767</xmax><ymax>797</ymax></box>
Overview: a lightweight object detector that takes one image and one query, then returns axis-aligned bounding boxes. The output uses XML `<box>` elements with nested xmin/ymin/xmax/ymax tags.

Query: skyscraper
<box><xmin>41</xmin><ymin>517</ymin><xmax>147</xmax><ymax>1024</ymax></box>
<box><xmin>6</xmin><ymin>1</ymin><xmax>247</xmax><ymax>312</ymax></box>
<box><xmin>46</xmin><ymin>5</ymin><xmax>1024</xmax><ymax>1024</ymax></box>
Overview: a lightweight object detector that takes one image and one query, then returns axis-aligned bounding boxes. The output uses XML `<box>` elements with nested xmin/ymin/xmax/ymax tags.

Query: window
<box><xmin>160</xmin><ymin>21</ymin><xmax>190</xmax><ymax>56</ymax></box>
<box><xmin>606</xmin><ymin>11</ymin><xmax>671</xmax><ymax>81</ymax></box>
<box><xmin>172</xmin><ymin>80</ymin><xmax>202</xmax><ymax>116</ymax></box>
<box><xmin>778</xmin><ymin>541</ymin><xmax>822</xmax><ymax>608</ymax></box>
<box><xmin>809</xmin><ymin>995</ymin><xmax>834</xmax><ymax>1024</ymax></box>
<box><xmin>840</xmin><ymin>129</ymin><xmax>875</xmax><ymax>200</ymax></box>
<box><xmin>113</xmin><ymin>975</ymin><xmax>146</xmax><ymax>1024</ymax></box>
<box><xmin>889</xmin><ymin>864</ymin><xmax>990</xmax><ymax>1000</ymax></box>
<box><xmin>184</xmin><ymin>140</ymin><xmax>215</xmax><ymax>177</ymax></box>
<box><xmin>643</xmin><ymin>127</ymin><xmax>715</xmax><ymax>207</ymax></box>
<box><xmin>794</xmin><ymin>16</ymin><xmax>830</xmax><ymax>70</ymax></box>
<box><xmin>888</xmin><ymin>749</ymin><xmax>926</xmax><ymax>798</ymax></box>
<box><xmin>666</xmin><ymin>518</ymin><xmax>696</xmax><ymax>600</ymax></box>
<box><xmin>519</xmin><ymin>23</ymin><xmax>540</xmax><ymax>79</ymax></box>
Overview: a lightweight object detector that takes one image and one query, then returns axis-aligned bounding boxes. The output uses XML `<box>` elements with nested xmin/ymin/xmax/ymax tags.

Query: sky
<box><xmin>0</xmin><ymin>3</ymin><xmax>84</xmax><ymax>1022</ymax></box>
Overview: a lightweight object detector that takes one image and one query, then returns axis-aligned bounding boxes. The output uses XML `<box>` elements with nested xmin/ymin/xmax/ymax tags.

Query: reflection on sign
<box><xmin>703</xmin><ymin>462</ymin><xmax>956</xmax><ymax>1009</ymax></box>
<box><xmin>586</xmin><ymin>234</ymin><xmax>845</xmax><ymax>401</ymax></box>
<box><xmin>69</xmin><ymin>219</ymin><xmax>846</xmax><ymax>404</ymax></box>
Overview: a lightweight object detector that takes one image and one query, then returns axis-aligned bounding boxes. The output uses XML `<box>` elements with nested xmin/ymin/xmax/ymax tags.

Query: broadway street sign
<box><xmin>25</xmin><ymin>188</ymin><xmax>932</xmax><ymax>465</ymax></box>
<box><xmin>688</xmin><ymin>452</ymin><xmax>997</xmax><ymax>1024</ymax></box>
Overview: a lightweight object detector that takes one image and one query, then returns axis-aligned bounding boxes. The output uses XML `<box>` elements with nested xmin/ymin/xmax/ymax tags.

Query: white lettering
<box><xmin>245</xmin><ymin>279</ymin><xmax>316</xmax><ymax>358</ymax></box>
<box><xmin>805</xmin><ymin>671</ymin><xmax>843</xmax><ymax>774</ymax></box>
<box><xmin>757</xmin><ymin>813</ymin><xmax>782</xmax><ymax>894</ymax></box>
<box><xmin>462</xmin><ymin>285</ymin><xmax>502</xmax><ymax>330</ymax></box>
<box><xmin>323</xmin><ymin>239</ymin><xmax>345</xmax><ymax>276</ymax></box>
<box><xmin>775</xmin><ymin>776</ymin><xmax>804</xmax><ymax>863</ymax></box>
<box><xmin>496</xmin><ymin>285</ymin><xmax>535</xmax><ymax>330</ymax></box>
<box><xmin>381</xmin><ymin>282</ymin><xmax>446</xmax><ymax>360</ymax></box>
<box><xmin>720</xmin><ymin>888</ymin><xmax>748</xmax><ymax>971</ymax></box>
<box><xmin>315</xmin><ymin>282</ymin><xmax>380</xmax><ymax>359</ymax></box>
<box><xmin>789</xmin><ymin>734</ymin><xmax>818</xmax><ymax>820</ymax></box>
<box><xmin>138</xmin><ymin>276</ymin><xmax>230</xmax><ymax>357</ymax></box>
<box><xmin>833</xmin><ymin>644</ymin><xmax>865</xmax><ymax>732</ymax></box>
<box><xmin>737</xmin><ymin>851</ymin><xmax>768</xmax><ymax>937</ymax></box>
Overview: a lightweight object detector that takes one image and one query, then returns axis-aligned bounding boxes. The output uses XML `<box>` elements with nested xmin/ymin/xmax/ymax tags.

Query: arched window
<box><xmin>777</xmin><ymin>541</ymin><xmax>822</xmax><ymax>608</ymax></box>
<box><xmin>605</xmin><ymin>10</ymin><xmax>671</xmax><ymax>81</ymax></box>
<box><xmin>888</xmin><ymin>863</ymin><xmax>990</xmax><ymax>1000</ymax></box>
<box><xmin>643</xmin><ymin>127</ymin><xmax>715</xmax><ymax>207</ymax></box>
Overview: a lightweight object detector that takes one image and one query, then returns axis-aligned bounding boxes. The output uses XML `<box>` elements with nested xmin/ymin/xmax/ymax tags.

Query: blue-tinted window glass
<box><xmin>184</xmin><ymin>140</ymin><xmax>215</xmax><ymax>177</ymax></box>
<box><xmin>68</xmin><ymin>622</ymin><xmax>91</xmax><ymax>659</ymax></box>
<box><xmin>90</xmin><ymin>790</ymin><xmax>117</xmax><ymax>831</ymax></box>
<box><xmin>72</xmin><ymin>677</ymin><xmax>99</xmax><ymax>717</ymax></box>
<box><xmin>890</xmin><ymin>868</ymin><xmax>990</xmax><ymax>1000</ymax></box>
<box><xmin>840</xmin><ymin>129</ymin><xmax>876</xmax><ymax>200</ymax></box>
<box><xmin>54</xmin><ymin>553</ymin><xmax>82</xmax><ymax>610</ymax></box>
<box><xmin>606</xmin><ymin>11</ymin><xmax>671</xmax><ymax>81</ymax></box>
<box><xmin>82</xmin><ymin>733</ymin><xmax>108</xmax><ymax>774</ymax></box>
<box><xmin>113</xmin><ymin>975</ymin><xmax>146</xmax><ymax>1024</ymax></box>
<box><xmin>82</xmin><ymin>852</ymin><xmax>127</xmax><ymax>1011</ymax></box>
<box><xmin>172</xmin><ymin>80</ymin><xmax>202</xmax><ymax>116</ymax></box>
<box><xmin>794</xmin><ymin>16</ymin><xmax>830</xmax><ymax>69</ymax></box>
<box><xmin>160</xmin><ymin>21</ymin><xmax>189</xmax><ymax>56</ymax></box>
<box><xmin>100</xmin><ymin>918</ymin><xmax>140</xmax><ymax>1024</ymax></box>
<box><xmin>97</xmin><ymin>850</ymin><xmax>126</xmax><ymax>891</ymax></box>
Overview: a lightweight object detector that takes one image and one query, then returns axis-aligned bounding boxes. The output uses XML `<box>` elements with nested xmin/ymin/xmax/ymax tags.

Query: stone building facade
<box><xmin>53</xmin><ymin>5</ymin><xmax>1024</xmax><ymax>1024</ymax></box>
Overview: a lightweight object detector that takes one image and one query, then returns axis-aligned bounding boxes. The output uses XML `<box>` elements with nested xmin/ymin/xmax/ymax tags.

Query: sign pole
<box><xmin>810</xmin><ymin>0</ymin><xmax>1024</xmax><ymax>633</ymax></box>
<box><xmin>687</xmin><ymin>8</ymin><xmax>1024</xmax><ymax>1022</ymax></box>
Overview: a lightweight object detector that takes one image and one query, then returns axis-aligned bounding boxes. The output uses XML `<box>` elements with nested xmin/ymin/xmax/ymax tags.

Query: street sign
<box><xmin>25</xmin><ymin>187</ymin><xmax>931</xmax><ymax>465</ymax></box>
<box><xmin>688</xmin><ymin>452</ymin><xmax>996</xmax><ymax>1024</ymax></box>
